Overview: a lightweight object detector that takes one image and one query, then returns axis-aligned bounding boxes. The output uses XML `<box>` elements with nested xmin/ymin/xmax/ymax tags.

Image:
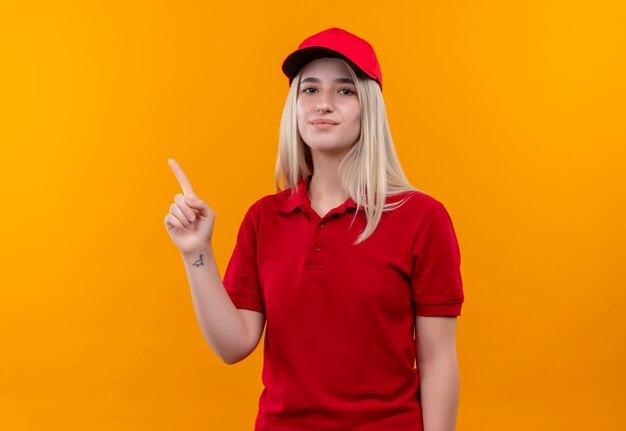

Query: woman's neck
<box><xmin>307</xmin><ymin>151</ymin><xmax>349</xmax><ymax>217</ymax></box>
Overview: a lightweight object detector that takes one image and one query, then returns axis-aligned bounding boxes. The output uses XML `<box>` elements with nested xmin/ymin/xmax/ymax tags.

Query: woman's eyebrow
<box><xmin>300</xmin><ymin>77</ymin><xmax>355</xmax><ymax>85</ymax></box>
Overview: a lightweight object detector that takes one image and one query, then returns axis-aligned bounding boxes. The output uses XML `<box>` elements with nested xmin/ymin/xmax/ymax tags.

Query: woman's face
<box><xmin>296</xmin><ymin>57</ymin><xmax>361</xmax><ymax>158</ymax></box>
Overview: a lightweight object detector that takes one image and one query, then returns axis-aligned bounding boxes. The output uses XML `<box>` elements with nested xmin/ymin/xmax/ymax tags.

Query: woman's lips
<box><xmin>310</xmin><ymin>120</ymin><xmax>339</xmax><ymax>129</ymax></box>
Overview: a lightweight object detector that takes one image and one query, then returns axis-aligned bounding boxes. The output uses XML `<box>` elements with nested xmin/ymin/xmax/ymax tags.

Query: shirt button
<box><xmin>319</xmin><ymin>223</ymin><xmax>325</xmax><ymax>229</ymax></box>
<box><xmin>315</xmin><ymin>243</ymin><xmax>323</xmax><ymax>252</ymax></box>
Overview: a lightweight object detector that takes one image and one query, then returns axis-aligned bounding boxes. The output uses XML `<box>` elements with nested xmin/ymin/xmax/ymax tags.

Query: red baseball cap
<box><xmin>281</xmin><ymin>27</ymin><xmax>383</xmax><ymax>91</ymax></box>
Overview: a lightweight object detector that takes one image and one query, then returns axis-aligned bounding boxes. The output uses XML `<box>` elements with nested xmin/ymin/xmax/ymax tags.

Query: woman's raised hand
<box><xmin>164</xmin><ymin>158</ymin><xmax>215</xmax><ymax>255</ymax></box>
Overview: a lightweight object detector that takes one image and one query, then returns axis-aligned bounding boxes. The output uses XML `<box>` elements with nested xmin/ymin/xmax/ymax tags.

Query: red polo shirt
<box><xmin>223</xmin><ymin>177</ymin><xmax>464</xmax><ymax>431</ymax></box>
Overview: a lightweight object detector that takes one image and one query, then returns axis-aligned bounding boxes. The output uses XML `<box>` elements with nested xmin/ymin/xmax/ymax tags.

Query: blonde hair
<box><xmin>275</xmin><ymin>59</ymin><xmax>418</xmax><ymax>244</ymax></box>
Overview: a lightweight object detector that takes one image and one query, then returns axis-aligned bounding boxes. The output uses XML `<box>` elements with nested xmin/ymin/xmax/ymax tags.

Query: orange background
<box><xmin>1</xmin><ymin>1</ymin><xmax>624</xmax><ymax>430</ymax></box>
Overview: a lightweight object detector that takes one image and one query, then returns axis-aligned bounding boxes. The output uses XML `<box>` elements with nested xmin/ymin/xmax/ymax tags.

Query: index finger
<box><xmin>168</xmin><ymin>158</ymin><xmax>197</xmax><ymax>199</ymax></box>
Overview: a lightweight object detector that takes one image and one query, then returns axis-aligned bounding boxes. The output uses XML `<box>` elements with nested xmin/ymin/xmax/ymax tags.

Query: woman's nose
<box><xmin>315</xmin><ymin>92</ymin><xmax>334</xmax><ymax>113</ymax></box>
<box><xmin>315</xmin><ymin>102</ymin><xmax>334</xmax><ymax>113</ymax></box>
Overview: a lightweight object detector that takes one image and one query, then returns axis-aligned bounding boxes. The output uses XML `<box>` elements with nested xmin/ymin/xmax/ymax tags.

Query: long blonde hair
<box><xmin>275</xmin><ymin>59</ymin><xmax>418</xmax><ymax>244</ymax></box>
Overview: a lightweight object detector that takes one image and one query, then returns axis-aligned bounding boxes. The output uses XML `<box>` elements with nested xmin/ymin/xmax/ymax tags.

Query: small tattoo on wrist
<box><xmin>192</xmin><ymin>254</ymin><xmax>204</xmax><ymax>267</ymax></box>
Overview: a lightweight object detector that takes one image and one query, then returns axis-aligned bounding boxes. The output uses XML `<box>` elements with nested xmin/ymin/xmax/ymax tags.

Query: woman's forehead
<box><xmin>299</xmin><ymin>57</ymin><xmax>352</xmax><ymax>79</ymax></box>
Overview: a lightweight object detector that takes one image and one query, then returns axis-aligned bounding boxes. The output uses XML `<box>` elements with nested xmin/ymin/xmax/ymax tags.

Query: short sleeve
<box><xmin>411</xmin><ymin>203</ymin><xmax>464</xmax><ymax>317</ymax></box>
<box><xmin>222</xmin><ymin>203</ymin><xmax>265</xmax><ymax>314</ymax></box>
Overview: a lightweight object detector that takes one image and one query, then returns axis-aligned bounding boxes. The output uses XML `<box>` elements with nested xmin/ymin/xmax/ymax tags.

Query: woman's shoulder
<box><xmin>386</xmin><ymin>188</ymin><xmax>445</xmax><ymax>217</ymax></box>
<box><xmin>383</xmin><ymin>189</ymin><xmax>457</xmax><ymax>240</ymax></box>
<box><xmin>245</xmin><ymin>187</ymin><xmax>297</xmax><ymax>215</ymax></box>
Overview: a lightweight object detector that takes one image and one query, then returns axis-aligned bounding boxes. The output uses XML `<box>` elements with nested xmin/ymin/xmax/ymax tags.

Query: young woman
<box><xmin>165</xmin><ymin>28</ymin><xmax>464</xmax><ymax>431</ymax></box>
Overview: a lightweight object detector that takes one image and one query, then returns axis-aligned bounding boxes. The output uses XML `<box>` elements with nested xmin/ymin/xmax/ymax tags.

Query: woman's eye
<box><xmin>301</xmin><ymin>87</ymin><xmax>355</xmax><ymax>95</ymax></box>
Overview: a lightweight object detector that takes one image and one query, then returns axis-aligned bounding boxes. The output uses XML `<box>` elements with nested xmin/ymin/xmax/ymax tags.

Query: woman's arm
<box><xmin>182</xmin><ymin>246</ymin><xmax>265</xmax><ymax>364</ymax></box>
<box><xmin>415</xmin><ymin>315</ymin><xmax>460</xmax><ymax>431</ymax></box>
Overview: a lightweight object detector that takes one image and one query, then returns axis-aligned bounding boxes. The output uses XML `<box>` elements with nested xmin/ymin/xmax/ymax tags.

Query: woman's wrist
<box><xmin>181</xmin><ymin>244</ymin><xmax>214</xmax><ymax>263</ymax></box>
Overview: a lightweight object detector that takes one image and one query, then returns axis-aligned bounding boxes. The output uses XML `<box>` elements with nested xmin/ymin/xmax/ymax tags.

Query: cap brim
<box><xmin>282</xmin><ymin>47</ymin><xmax>357</xmax><ymax>84</ymax></box>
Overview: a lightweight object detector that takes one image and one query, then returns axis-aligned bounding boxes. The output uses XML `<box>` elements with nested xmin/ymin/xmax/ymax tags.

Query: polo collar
<box><xmin>278</xmin><ymin>176</ymin><xmax>359</xmax><ymax>215</ymax></box>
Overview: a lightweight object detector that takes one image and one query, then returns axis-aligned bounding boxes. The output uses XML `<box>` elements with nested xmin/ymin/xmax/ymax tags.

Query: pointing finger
<box><xmin>168</xmin><ymin>158</ymin><xmax>197</xmax><ymax>199</ymax></box>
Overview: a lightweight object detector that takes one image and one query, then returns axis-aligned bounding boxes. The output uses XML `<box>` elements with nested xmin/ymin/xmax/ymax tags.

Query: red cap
<box><xmin>282</xmin><ymin>27</ymin><xmax>383</xmax><ymax>91</ymax></box>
